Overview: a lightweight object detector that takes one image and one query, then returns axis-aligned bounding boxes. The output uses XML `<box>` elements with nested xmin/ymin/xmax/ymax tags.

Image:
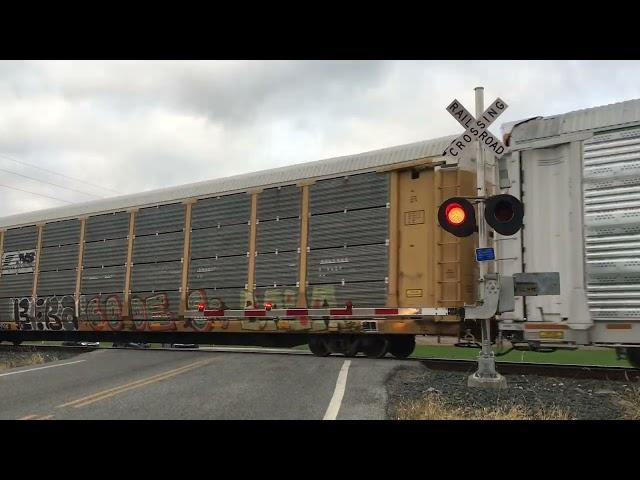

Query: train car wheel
<box><xmin>362</xmin><ymin>337</ymin><xmax>389</xmax><ymax>358</ymax></box>
<box><xmin>308</xmin><ymin>336</ymin><xmax>330</xmax><ymax>357</ymax></box>
<box><xmin>628</xmin><ymin>347</ymin><xmax>640</xmax><ymax>368</ymax></box>
<box><xmin>388</xmin><ymin>335</ymin><xmax>415</xmax><ymax>359</ymax></box>
<box><xmin>344</xmin><ymin>337</ymin><xmax>360</xmax><ymax>357</ymax></box>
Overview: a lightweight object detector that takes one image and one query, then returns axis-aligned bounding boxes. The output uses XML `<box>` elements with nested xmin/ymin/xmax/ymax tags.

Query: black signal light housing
<box><xmin>437</xmin><ymin>197</ymin><xmax>477</xmax><ymax>237</ymax></box>
<box><xmin>484</xmin><ymin>194</ymin><xmax>524</xmax><ymax>236</ymax></box>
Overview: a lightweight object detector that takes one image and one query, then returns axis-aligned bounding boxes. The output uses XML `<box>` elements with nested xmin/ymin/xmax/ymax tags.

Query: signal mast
<box><xmin>439</xmin><ymin>88</ymin><xmax>524</xmax><ymax>388</ymax></box>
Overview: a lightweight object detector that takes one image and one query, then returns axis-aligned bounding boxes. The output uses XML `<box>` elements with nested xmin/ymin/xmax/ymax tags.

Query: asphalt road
<box><xmin>0</xmin><ymin>348</ymin><xmax>411</xmax><ymax>420</ymax></box>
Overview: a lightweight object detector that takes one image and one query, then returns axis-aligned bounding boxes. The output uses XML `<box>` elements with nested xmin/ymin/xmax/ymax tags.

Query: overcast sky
<box><xmin>0</xmin><ymin>60</ymin><xmax>639</xmax><ymax>218</ymax></box>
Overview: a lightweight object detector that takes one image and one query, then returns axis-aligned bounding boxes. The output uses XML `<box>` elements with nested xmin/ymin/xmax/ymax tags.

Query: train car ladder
<box><xmin>435</xmin><ymin>168</ymin><xmax>463</xmax><ymax>308</ymax></box>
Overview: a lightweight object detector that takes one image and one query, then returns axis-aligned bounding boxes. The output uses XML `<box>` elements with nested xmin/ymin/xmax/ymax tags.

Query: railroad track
<box><xmin>2</xmin><ymin>343</ymin><xmax>639</xmax><ymax>382</ymax></box>
<box><xmin>415</xmin><ymin>358</ymin><xmax>640</xmax><ymax>382</ymax></box>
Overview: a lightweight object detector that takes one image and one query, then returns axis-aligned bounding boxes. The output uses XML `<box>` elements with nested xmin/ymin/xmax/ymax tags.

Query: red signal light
<box><xmin>445</xmin><ymin>203</ymin><xmax>467</xmax><ymax>225</ymax></box>
<box><xmin>264</xmin><ymin>302</ymin><xmax>273</xmax><ymax>311</ymax></box>
<box><xmin>438</xmin><ymin>197</ymin><xmax>476</xmax><ymax>237</ymax></box>
<box><xmin>197</xmin><ymin>303</ymin><xmax>206</xmax><ymax>312</ymax></box>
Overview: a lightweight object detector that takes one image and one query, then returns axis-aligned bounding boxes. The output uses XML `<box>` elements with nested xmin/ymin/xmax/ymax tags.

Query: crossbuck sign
<box><xmin>443</xmin><ymin>97</ymin><xmax>508</xmax><ymax>158</ymax></box>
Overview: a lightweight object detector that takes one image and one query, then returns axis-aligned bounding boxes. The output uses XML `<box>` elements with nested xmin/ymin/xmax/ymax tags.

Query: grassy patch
<box><xmin>411</xmin><ymin>345</ymin><xmax>633</xmax><ymax>367</ymax></box>
<box><xmin>394</xmin><ymin>394</ymin><xmax>572</xmax><ymax>420</ymax></box>
<box><xmin>0</xmin><ymin>351</ymin><xmax>48</xmax><ymax>371</ymax></box>
<box><xmin>256</xmin><ymin>341</ymin><xmax>631</xmax><ymax>367</ymax></box>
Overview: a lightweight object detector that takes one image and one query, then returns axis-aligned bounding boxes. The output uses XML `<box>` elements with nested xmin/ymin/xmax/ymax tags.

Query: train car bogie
<box><xmin>388</xmin><ymin>335</ymin><xmax>416</xmax><ymax>359</ymax></box>
<box><xmin>361</xmin><ymin>337</ymin><xmax>389</xmax><ymax>359</ymax></box>
<box><xmin>308</xmin><ymin>336</ymin><xmax>330</xmax><ymax>357</ymax></box>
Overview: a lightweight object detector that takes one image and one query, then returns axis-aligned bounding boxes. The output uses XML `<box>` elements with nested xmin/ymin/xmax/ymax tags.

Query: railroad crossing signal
<box><xmin>438</xmin><ymin>194</ymin><xmax>524</xmax><ymax>238</ymax></box>
<box><xmin>438</xmin><ymin>94</ymin><xmax>522</xmax><ymax>238</ymax></box>
<box><xmin>443</xmin><ymin>97</ymin><xmax>508</xmax><ymax>159</ymax></box>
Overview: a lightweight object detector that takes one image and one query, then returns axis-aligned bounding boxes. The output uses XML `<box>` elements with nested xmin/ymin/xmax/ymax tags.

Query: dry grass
<box><xmin>394</xmin><ymin>394</ymin><xmax>572</xmax><ymax>420</ymax></box>
<box><xmin>0</xmin><ymin>352</ymin><xmax>48</xmax><ymax>371</ymax></box>
<box><xmin>615</xmin><ymin>388</ymin><xmax>640</xmax><ymax>420</ymax></box>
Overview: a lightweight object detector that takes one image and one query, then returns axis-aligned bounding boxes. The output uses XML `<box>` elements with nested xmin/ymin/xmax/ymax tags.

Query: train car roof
<box><xmin>0</xmin><ymin>134</ymin><xmax>458</xmax><ymax>229</ymax></box>
<box><xmin>510</xmin><ymin>97</ymin><xmax>640</xmax><ymax>147</ymax></box>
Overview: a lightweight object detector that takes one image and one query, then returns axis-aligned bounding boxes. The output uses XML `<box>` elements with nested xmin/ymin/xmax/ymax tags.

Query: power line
<box><xmin>0</xmin><ymin>183</ymin><xmax>73</xmax><ymax>204</ymax></box>
<box><xmin>0</xmin><ymin>153</ymin><xmax>121</xmax><ymax>195</ymax></box>
<box><xmin>0</xmin><ymin>166</ymin><xmax>104</xmax><ymax>199</ymax></box>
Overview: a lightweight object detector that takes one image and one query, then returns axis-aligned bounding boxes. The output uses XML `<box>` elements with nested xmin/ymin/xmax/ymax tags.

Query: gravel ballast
<box><xmin>386</xmin><ymin>363</ymin><xmax>640</xmax><ymax>420</ymax></box>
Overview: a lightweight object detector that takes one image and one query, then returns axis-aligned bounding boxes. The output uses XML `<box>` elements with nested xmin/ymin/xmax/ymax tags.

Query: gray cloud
<box><xmin>1</xmin><ymin>60</ymin><xmax>639</xmax><ymax>219</ymax></box>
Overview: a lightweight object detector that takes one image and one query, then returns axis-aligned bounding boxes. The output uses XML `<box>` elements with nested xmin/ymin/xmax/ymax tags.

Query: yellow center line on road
<box><xmin>57</xmin><ymin>358</ymin><xmax>215</xmax><ymax>409</ymax></box>
<box><xmin>19</xmin><ymin>414</ymin><xmax>39</xmax><ymax>420</ymax></box>
<box><xmin>19</xmin><ymin>414</ymin><xmax>55</xmax><ymax>420</ymax></box>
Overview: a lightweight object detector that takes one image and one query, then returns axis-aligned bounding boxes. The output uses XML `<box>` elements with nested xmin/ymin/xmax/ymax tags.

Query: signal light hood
<box><xmin>484</xmin><ymin>194</ymin><xmax>524</xmax><ymax>236</ymax></box>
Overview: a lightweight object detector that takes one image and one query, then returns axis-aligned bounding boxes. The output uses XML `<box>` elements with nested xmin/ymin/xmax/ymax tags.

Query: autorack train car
<box><xmin>0</xmin><ymin>135</ymin><xmax>482</xmax><ymax>358</ymax></box>
<box><xmin>499</xmin><ymin>97</ymin><xmax>640</xmax><ymax>366</ymax></box>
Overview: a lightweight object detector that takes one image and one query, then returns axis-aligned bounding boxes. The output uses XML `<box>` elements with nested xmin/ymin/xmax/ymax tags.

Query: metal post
<box><xmin>475</xmin><ymin>87</ymin><xmax>487</xmax><ymax>277</ymax></box>
<box><xmin>468</xmin><ymin>86</ymin><xmax>506</xmax><ymax>389</ymax></box>
<box><xmin>475</xmin><ymin>87</ymin><xmax>490</xmax><ymax>297</ymax></box>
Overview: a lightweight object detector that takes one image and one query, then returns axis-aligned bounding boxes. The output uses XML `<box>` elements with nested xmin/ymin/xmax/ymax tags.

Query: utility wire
<box><xmin>0</xmin><ymin>183</ymin><xmax>73</xmax><ymax>204</ymax></box>
<box><xmin>0</xmin><ymin>153</ymin><xmax>121</xmax><ymax>195</ymax></box>
<box><xmin>0</xmin><ymin>166</ymin><xmax>104</xmax><ymax>198</ymax></box>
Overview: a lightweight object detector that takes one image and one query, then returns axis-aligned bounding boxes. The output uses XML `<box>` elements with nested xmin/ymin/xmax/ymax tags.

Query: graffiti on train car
<box><xmin>130</xmin><ymin>293</ymin><xmax>177</xmax><ymax>331</ymax></box>
<box><xmin>309</xmin><ymin>285</ymin><xmax>338</xmax><ymax>308</ymax></box>
<box><xmin>307</xmin><ymin>285</ymin><xmax>362</xmax><ymax>333</ymax></box>
<box><xmin>259</xmin><ymin>287</ymin><xmax>298</xmax><ymax>309</ymax></box>
<box><xmin>11</xmin><ymin>295</ymin><xmax>77</xmax><ymax>331</ymax></box>
<box><xmin>1</xmin><ymin>249</ymin><xmax>36</xmax><ymax>274</ymax></box>
<box><xmin>81</xmin><ymin>294</ymin><xmax>125</xmax><ymax>331</ymax></box>
<box><xmin>185</xmin><ymin>289</ymin><xmax>235</xmax><ymax>331</ymax></box>
<box><xmin>1</xmin><ymin>286</ymin><xmax>363</xmax><ymax>333</ymax></box>
<box><xmin>80</xmin><ymin>292</ymin><xmax>178</xmax><ymax>331</ymax></box>
<box><xmin>184</xmin><ymin>286</ymin><xmax>361</xmax><ymax>332</ymax></box>
<box><xmin>242</xmin><ymin>287</ymin><xmax>306</xmax><ymax>331</ymax></box>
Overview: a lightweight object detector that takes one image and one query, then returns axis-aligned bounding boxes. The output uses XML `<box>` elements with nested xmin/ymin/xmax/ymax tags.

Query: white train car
<box><xmin>497</xmin><ymin>98</ymin><xmax>640</xmax><ymax>365</ymax></box>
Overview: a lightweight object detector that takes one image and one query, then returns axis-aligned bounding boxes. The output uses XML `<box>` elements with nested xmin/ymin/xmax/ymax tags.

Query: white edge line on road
<box><xmin>0</xmin><ymin>359</ymin><xmax>86</xmax><ymax>377</ymax></box>
<box><xmin>323</xmin><ymin>359</ymin><xmax>351</xmax><ymax>420</ymax></box>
